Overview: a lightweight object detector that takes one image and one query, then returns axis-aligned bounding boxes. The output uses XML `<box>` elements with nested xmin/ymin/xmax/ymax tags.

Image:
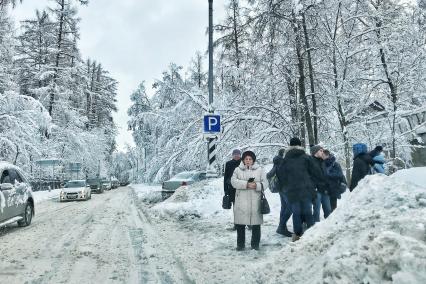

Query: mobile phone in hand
<box><xmin>248</xmin><ymin>178</ymin><xmax>255</xmax><ymax>182</ymax></box>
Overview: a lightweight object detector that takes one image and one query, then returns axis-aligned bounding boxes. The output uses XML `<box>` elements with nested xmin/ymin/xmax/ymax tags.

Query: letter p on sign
<box><xmin>203</xmin><ymin>114</ymin><xmax>221</xmax><ymax>133</ymax></box>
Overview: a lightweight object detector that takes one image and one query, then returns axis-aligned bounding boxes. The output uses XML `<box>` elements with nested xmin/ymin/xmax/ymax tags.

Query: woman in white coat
<box><xmin>231</xmin><ymin>150</ymin><xmax>268</xmax><ymax>250</ymax></box>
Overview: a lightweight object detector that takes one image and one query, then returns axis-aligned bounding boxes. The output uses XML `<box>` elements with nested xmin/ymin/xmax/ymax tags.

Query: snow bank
<box><xmin>146</xmin><ymin>175</ymin><xmax>282</xmax><ymax>225</ymax></box>
<box><xmin>251</xmin><ymin>171</ymin><xmax>426</xmax><ymax>284</ymax></box>
<box><xmin>0</xmin><ymin>190</ymin><xmax>5</xmax><ymax>213</ymax></box>
<box><xmin>32</xmin><ymin>189</ymin><xmax>61</xmax><ymax>204</ymax></box>
<box><xmin>392</xmin><ymin>167</ymin><xmax>426</xmax><ymax>189</ymax></box>
<box><xmin>131</xmin><ymin>184</ymin><xmax>163</xmax><ymax>204</ymax></box>
<box><xmin>150</xmin><ymin>179</ymin><xmax>222</xmax><ymax>220</ymax></box>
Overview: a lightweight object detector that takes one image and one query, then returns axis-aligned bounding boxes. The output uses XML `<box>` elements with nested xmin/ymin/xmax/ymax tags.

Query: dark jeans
<box><xmin>330</xmin><ymin>196</ymin><xmax>337</xmax><ymax>212</ymax></box>
<box><xmin>313</xmin><ymin>192</ymin><xmax>331</xmax><ymax>222</ymax></box>
<box><xmin>236</xmin><ymin>224</ymin><xmax>261</xmax><ymax>248</ymax></box>
<box><xmin>278</xmin><ymin>192</ymin><xmax>292</xmax><ymax>230</ymax></box>
<box><xmin>290</xmin><ymin>199</ymin><xmax>314</xmax><ymax>236</ymax></box>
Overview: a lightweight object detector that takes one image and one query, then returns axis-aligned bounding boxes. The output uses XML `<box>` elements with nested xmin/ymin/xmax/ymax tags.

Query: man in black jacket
<box><xmin>350</xmin><ymin>144</ymin><xmax>374</xmax><ymax>191</ymax></box>
<box><xmin>268</xmin><ymin>148</ymin><xmax>293</xmax><ymax>237</ymax></box>
<box><xmin>310</xmin><ymin>145</ymin><xmax>331</xmax><ymax>222</ymax></box>
<box><xmin>224</xmin><ymin>149</ymin><xmax>241</xmax><ymax>204</ymax></box>
<box><xmin>277</xmin><ymin>137</ymin><xmax>321</xmax><ymax>241</ymax></box>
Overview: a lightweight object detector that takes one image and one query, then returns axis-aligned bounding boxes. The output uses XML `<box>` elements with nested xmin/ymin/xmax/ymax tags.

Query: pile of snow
<box><xmin>32</xmin><ymin>189</ymin><xmax>61</xmax><ymax>204</ymax></box>
<box><xmin>131</xmin><ymin>184</ymin><xmax>163</xmax><ymax>204</ymax></box>
<box><xmin>392</xmin><ymin>167</ymin><xmax>426</xmax><ymax>189</ymax></box>
<box><xmin>151</xmin><ymin>179</ymin><xmax>223</xmax><ymax>220</ymax></box>
<box><xmin>0</xmin><ymin>191</ymin><xmax>5</xmax><ymax>213</ymax></box>
<box><xmin>148</xmin><ymin>177</ymin><xmax>282</xmax><ymax>222</ymax></box>
<box><xmin>148</xmin><ymin>164</ymin><xmax>277</xmax><ymax>220</ymax></box>
<box><xmin>250</xmin><ymin>170</ymin><xmax>426</xmax><ymax>283</ymax></box>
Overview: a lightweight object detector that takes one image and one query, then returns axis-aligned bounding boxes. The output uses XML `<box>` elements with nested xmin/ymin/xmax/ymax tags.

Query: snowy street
<box><xmin>0</xmin><ymin>187</ymin><xmax>195</xmax><ymax>283</ymax></box>
<box><xmin>1</xmin><ymin>168</ymin><xmax>426</xmax><ymax>284</ymax></box>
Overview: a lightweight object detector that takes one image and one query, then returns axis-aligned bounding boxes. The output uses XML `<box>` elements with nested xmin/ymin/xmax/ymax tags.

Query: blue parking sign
<box><xmin>203</xmin><ymin>114</ymin><xmax>221</xmax><ymax>133</ymax></box>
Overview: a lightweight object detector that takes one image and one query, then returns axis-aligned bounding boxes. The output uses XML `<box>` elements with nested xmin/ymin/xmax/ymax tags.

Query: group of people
<box><xmin>223</xmin><ymin>138</ymin><xmax>385</xmax><ymax>251</ymax></box>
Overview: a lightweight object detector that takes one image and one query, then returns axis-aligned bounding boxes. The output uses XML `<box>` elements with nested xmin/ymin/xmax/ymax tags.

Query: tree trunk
<box><xmin>292</xmin><ymin>10</ymin><xmax>315</xmax><ymax>146</ymax></box>
<box><xmin>48</xmin><ymin>0</ymin><xmax>65</xmax><ymax>117</ymax></box>
<box><xmin>376</xmin><ymin>19</ymin><xmax>398</xmax><ymax>160</ymax></box>
<box><xmin>302</xmin><ymin>12</ymin><xmax>318</xmax><ymax>144</ymax></box>
<box><xmin>232</xmin><ymin>0</ymin><xmax>240</xmax><ymax>69</ymax></box>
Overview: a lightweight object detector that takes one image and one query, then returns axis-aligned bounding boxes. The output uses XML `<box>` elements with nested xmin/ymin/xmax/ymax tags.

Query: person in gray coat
<box><xmin>231</xmin><ymin>150</ymin><xmax>267</xmax><ymax>250</ymax></box>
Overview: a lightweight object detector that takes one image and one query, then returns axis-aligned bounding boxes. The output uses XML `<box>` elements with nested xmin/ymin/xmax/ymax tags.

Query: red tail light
<box><xmin>181</xmin><ymin>181</ymin><xmax>187</xmax><ymax>186</ymax></box>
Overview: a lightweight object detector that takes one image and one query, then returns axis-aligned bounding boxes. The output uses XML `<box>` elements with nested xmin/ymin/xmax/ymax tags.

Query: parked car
<box><xmin>86</xmin><ymin>178</ymin><xmax>103</xmax><ymax>194</ymax></box>
<box><xmin>101</xmin><ymin>179</ymin><xmax>112</xmax><ymax>191</ymax></box>
<box><xmin>161</xmin><ymin>170</ymin><xmax>207</xmax><ymax>198</ymax></box>
<box><xmin>0</xmin><ymin>162</ymin><xmax>34</xmax><ymax>228</ymax></box>
<box><xmin>60</xmin><ymin>180</ymin><xmax>91</xmax><ymax>202</ymax></box>
<box><xmin>111</xmin><ymin>178</ymin><xmax>119</xmax><ymax>189</ymax></box>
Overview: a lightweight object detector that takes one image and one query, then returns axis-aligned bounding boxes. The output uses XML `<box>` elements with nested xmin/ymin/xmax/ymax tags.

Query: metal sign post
<box><xmin>206</xmin><ymin>0</ymin><xmax>218</xmax><ymax>178</ymax></box>
<box><xmin>204</xmin><ymin>114</ymin><xmax>220</xmax><ymax>177</ymax></box>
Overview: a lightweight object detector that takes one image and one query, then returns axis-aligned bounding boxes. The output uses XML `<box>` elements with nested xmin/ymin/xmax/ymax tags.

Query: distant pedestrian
<box><xmin>224</xmin><ymin>149</ymin><xmax>241</xmax><ymax>205</ymax></box>
<box><xmin>350</xmin><ymin>143</ymin><xmax>374</xmax><ymax>191</ymax></box>
<box><xmin>267</xmin><ymin>148</ymin><xmax>292</xmax><ymax>237</ymax></box>
<box><xmin>231</xmin><ymin>150</ymin><xmax>267</xmax><ymax>250</ymax></box>
<box><xmin>323</xmin><ymin>150</ymin><xmax>347</xmax><ymax>212</ymax></box>
<box><xmin>223</xmin><ymin>149</ymin><xmax>241</xmax><ymax>230</ymax></box>
<box><xmin>369</xmin><ymin>146</ymin><xmax>386</xmax><ymax>174</ymax></box>
<box><xmin>277</xmin><ymin>137</ymin><xmax>320</xmax><ymax>242</ymax></box>
<box><xmin>310</xmin><ymin>145</ymin><xmax>331</xmax><ymax>222</ymax></box>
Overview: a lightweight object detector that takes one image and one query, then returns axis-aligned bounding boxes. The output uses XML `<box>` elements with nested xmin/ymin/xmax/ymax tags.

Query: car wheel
<box><xmin>18</xmin><ymin>202</ymin><xmax>33</xmax><ymax>227</ymax></box>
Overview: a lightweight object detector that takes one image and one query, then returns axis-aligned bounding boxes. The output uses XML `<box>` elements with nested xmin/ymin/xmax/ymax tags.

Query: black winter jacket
<box><xmin>324</xmin><ymin>155</ymin><xmax>347</xmax><ymax>198</ymax></box>
<box><xmin>350</xmin><ymin>153</ymin><xmax>374</xmax><ymax>191</ymax></box>
<box><xmin>276</xmin><ymin>146</ymin><xmax>320</xmax><ymax>203</ymax></box>
<box><xmin>311</xmin><ymin>156</ymin><xmax>329</xmax><ymax>194</ymax></box>
<box><xmin>224</xmin><ymin>159</ymin><xmax>240</xmax><ymax>202</ymax></box>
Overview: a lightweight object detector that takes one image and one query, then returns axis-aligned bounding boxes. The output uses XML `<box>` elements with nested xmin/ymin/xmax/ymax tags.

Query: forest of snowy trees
<box><xmin>0</xmin><ymin>0</ymin><xmax>117</xmax><ymax>177</ymax></box>
<box><xmin>128</xmin><ymin>0</ymin><xmax>426</xmax><ymax>182</ymax></box>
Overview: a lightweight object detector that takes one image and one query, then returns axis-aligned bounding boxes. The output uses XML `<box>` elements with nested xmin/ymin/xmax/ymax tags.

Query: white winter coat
<box><xmin>231</xmin><ymin>162</ymin><xmax>268</xmax><ymax>225</ymax></box>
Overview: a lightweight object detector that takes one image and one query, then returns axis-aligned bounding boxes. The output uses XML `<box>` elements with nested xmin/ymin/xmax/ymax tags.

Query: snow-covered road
<box><xmin>1</xmin><ymin>168</ymin><xmax>425</xmax><ymax>284</ymax></box>
<box><xmin>0</xmin><ymin>187</ymin><xmax>191</xmax><ymax>283</ymax></box>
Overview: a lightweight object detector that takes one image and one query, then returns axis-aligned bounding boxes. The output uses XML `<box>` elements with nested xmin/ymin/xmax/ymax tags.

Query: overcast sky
<box><xmin>11</xmin><ymin>0</ymin><xmax>226</xmax><ymax>151</ymax></box>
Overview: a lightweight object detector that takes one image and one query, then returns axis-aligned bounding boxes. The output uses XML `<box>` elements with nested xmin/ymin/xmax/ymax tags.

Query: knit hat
<box><xmin>289</xmin><ymin>137</ymin><xmax>302</xmax><ymax>146</ymax></box>
<box><xmin>374</xmin><ymin>146</ymin><xmax>383</xmax><ymax>152</ymax></box>
<box><xmin>310</xmin><ymin>145</ymin><xmax>323</xmax><ymax>156</ymax></box>
<box><xmin>232</xmin><ymin>149</ymin><xmax>241</xmax><ymax>156</ymax></box>
<box><xmin>242</xmin><ymin>150</ymin><xmax>256</xmax><ymax>163</ymax></box>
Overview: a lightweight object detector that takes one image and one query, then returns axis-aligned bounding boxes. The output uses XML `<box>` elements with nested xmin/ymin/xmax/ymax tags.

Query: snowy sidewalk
<box><xmin>131</xmin><ymin>168</ymin><xmax>426</xmax><ymax>284</ymax></box>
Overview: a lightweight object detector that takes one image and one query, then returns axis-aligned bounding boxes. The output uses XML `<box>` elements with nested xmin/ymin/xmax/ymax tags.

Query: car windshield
<box><xmin>172</xmin><ymin>172</ymin><xmax>197</xmax><ymax>180</ymax></box>
<box><xmin>65</xmin><ymin>181</ymin><xmax>85</xmax><ymax>188</ymax></box>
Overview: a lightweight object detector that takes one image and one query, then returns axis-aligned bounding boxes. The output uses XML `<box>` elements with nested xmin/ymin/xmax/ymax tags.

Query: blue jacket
<box><xmin>372</xmin><ymin>154</ymin><xmax>385</xmax><ymax>174</ymax></box>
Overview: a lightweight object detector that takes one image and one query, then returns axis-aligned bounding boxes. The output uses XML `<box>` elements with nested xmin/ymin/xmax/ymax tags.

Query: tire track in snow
<box><xmin>129</xmin><ymin>189</ymin><xmax>195</xmax><ymax>284</ymax></box>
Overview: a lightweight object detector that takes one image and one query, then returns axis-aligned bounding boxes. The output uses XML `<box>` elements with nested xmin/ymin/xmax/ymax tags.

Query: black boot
<box><xmin>276</xmin><ymin>226</ymin><xmax>293</xmax><ymax>237</ymax></box>
<box><xmin>236</xmin><ymin>224</ymin><xmax>245</xmax><ymax>250</ymax></box>
<box><xmin>251</xmin><ymin>225</ymin><xmax>261</xmax><ymax>250</ymax></box>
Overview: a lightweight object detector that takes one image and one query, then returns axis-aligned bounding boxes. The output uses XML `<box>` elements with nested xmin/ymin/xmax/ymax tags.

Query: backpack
<box><xmin>266</xmin><ymin>165</ymin><xmax>281</xmax><ymax>193</ymax></box>
<box><xmin>267</xmin><ymin>174</ymin><xmax>281</xmax><ymax>193</ymax></box>
<box><xmin>353</xmin><ymin>143</ymin><xmax>367</xmax><ymax>157</ymax></box>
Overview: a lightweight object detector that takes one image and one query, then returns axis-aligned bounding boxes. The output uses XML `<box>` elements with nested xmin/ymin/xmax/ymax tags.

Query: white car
<box><xmin>60</xmin><ymin>180</ymin><xmax>91</xmax><ymax>202</ymax></box>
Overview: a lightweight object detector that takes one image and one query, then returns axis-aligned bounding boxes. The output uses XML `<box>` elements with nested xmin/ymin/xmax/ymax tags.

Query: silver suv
<box><xmin>0</xmin><ymin>162</ymin><xmax>34</xmax><ymax>228</ymax></box>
